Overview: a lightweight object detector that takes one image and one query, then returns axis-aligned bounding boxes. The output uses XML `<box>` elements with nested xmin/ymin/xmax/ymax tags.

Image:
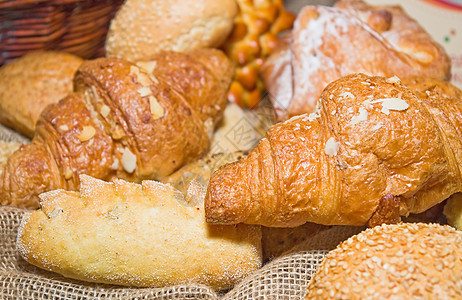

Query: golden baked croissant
<box><xmin>17</xmin><ymin>174</ymin><xmax>261</xmax><ymax>290</ymax></box>
<box><xmin>0</xmin><ymin>49</ymin><xmax>233</xmax><ymax>209</ymax></box>
<box><xmin>205</xmin><ymin>73</ymin><xmax>462</xmax><ymax>227</ymax></box>
<box><xmin>262</xmin><ymin>0</ymin><xmax>451</xmax><ymax>120</ymax></box>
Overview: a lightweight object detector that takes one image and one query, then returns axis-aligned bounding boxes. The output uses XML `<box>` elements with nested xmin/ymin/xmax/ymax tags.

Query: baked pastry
<box><xmin>221</xmin><ymin>0</ymin><xmax>295</xmax><ymax>108</ymax></box>
<box><xmin>105</xmin><ymin>0</ymin><xmax>237</xmax><ymax>62</ymax></box>
<box><xmin>205</xmin><ymin>73</ymin><xmax>462</xmax><ymax>227</ymax></box>
<box><xmin>262</xmin><ymin>0</ymin><xmax>451</xmax><ymax>120</ymax></box>
<box><xmin>305</xmin><ymin>223</ymin><xmax>462</xmax><ymax>299</ymax></box>
<box><xmin>444</xmin><ymin>193</ymin><xmax>462</xmax><ymax>230</ymax></box>
<box><xmin>0</xmin><ymin>51</ymin><xmax>83</xmax><ymax>137</ymax></box>
<box><xmin>17</xmin><ymin>175</ymin><xmax>262</xmax><ymax>290</ymax></box>
<box><xmin>0</xmin><ymin>49</ymin><xmax>233</xmax><ymax>209</ymax></box>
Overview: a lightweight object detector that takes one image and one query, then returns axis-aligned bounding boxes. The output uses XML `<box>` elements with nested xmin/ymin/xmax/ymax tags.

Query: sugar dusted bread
<box><xmin>262</xmin><ymin>0</ymin><xmax>451</xmax><ymax>120</ymax></box>
<box><xmin>17</xmin><ymin>175</ymin><xmax>262</xmax><ymax>290</ymax></box>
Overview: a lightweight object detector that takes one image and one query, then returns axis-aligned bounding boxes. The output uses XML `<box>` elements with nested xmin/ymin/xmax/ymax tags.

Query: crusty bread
<box><xmin>305</xmin><ymin>223</ymin><xmax>462</xmax><ymax>299</ymax></box>
<box><xmin>17</xmin><ymin>175</ymin><xmax>262</xmax><ymax>290</ymax></box>
<box><xmin>0</xmin><ymin>51</ymin><xmax>83</xmax><ymax>137</ymax></box>
<box><xmin>106</xmin><ymin>0</ymin><xmax>237</xmax><ymax>62</ymax></box>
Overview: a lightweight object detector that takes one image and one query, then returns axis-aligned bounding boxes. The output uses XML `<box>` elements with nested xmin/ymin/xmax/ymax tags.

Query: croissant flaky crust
<box><xmin>262</xmin><ymin>0</ymin><xmax>451</xmax><ymax>120</ymax></box>
<box><xmin>0</xmin><ymin>49</ymin><xmax>233</xmax><ymax>209</ymax></box>
<box><xmin>205</xmin><ymin>73</ymin><xmax>462</xmax><ymax>227</ymax></box>
<box><xmin>17</xmin><ymin>175</ymin><xmax>261</xmax><ymax>290</ymax></box>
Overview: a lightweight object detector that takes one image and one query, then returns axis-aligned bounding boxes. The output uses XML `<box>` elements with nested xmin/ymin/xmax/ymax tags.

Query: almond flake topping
<box><xmin>325</xmin><ymin>137</ymin><xmax>340</xmax><ymax>157</ymax></box>
<box><xmin>137</xmin><ymin>72</ymin><xmax>151</xmax><ymax>86</ymax></box>
<box><xmin>349</xmin><ymin>107</ymin><xmax>368</xmax><ymax>126</ymax></box>
<box><xmin>59</xmin><ymin>125</ymin><xmax>69</xmax><ymax>131</ymax></box>
<box><xmin>386</xmin><ymin>76</ymin><xmax>401</xmax><ymax>84</ymax></box>
<box><xmin>121</xmin><ymin>148</ymin><xmax>137</xmax><ymax>173</ymax></box>
<box><xmin>137</xmin><ymin>87</ymin><xmax>152</xmax><ymax>97</ymax></box>
<box><xmin>149</xmin><ymin>96</ymin><xmax>164</xmax><ymax>119</ymax></box>
<box><xmin>136</xmin><ymin>61</ymin><xmax>157</xmax><ymax>73</ymax></box>
<box><xmin>100</xmin><ymin>105</ymin><xmax>110</xmax><ymax>118</ymax></box>
<box><xmin>78</xmin><ymin>126</ymin><xmax>96</xmax><ymax>142</ymax></box>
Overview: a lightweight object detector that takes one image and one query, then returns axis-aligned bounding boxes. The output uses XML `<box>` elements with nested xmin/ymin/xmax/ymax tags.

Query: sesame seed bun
<box><xmin>105</xmin><ymin>0</ymin><xmax>238</xmax><ymax>62</ymax></box>
<box><xmin>305</xmin><ymin>223</ymin><xmax>462</xmax><ymax>299</ymax></box>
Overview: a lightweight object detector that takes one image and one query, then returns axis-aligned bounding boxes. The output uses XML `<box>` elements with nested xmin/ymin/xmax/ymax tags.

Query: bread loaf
<box><xmin>0</xmin><ymin>51</ymin><xmax>83</xmax><ymax>137</ymax></box>
<box><xmin>106</xmin><ymin>0</ymin><xmax>237</xmax><ymax>62</ymax></box>
<box><xmin>305</xmin><ymin>223</ymin><xmax>462</xmax><ymax>299</ymax></box>
<box><xmin>17</xmin><ymin>175</ymin><xmax>262</xmax><ymax>290</ymax></box>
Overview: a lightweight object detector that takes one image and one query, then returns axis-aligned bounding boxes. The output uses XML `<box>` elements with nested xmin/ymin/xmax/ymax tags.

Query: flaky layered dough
<box><xmin>262</xmin><ymin>0</ymin><xmax>451</xmax><ymax>120</ymax></box>
<box><xmin>17</xmin><ymin>175</ymin><xmax>262</xmax><ymax>290</ymax></box>
<box><xmin>205</xmin><ymin>73</ymin><xmax>462</xmax><ymax>227</ymax></box>
<box><xmin>0</xmin><ymin>49</ymin><xmax>233</xmax><ymax>209</ymax></box>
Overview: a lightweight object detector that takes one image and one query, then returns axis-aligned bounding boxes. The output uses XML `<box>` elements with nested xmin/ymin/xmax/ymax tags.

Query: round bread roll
<box><xmin>305</xmin><ymin>223</ymin><xmax>462</xmax><ymax>299</ymax></box>
<box><xmin>0</xmin><ymin>51</ymin><xmax>83</xmax><ymax>138</ymax></box>
<box><xmin>106</xmin><ymin>0</ymin><xmax>238</xmax><ymax>62</ymax></box>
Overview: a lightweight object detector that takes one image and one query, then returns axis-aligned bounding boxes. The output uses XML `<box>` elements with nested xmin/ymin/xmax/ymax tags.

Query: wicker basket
<box><xmin>0</xmin><ymin>0</ymin><xmax>124</xmax><ymax>65</ymax></box>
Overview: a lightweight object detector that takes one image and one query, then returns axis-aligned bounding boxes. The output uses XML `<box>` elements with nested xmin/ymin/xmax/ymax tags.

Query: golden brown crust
<box><xmin>17</xmin><ymin>175</ymin><xmax>262</xmax><ymax>290</ymax></box>
<box><xmin>205</xmin><ymin>73</ymin><xmax>462</xmax><ymax>227</ymax></box>
<box><xmin>305</xmin><ymin>223</ymin><xmax>462</xmax><ymax>299</ymax></box>
<box><xmin>105</xmin><ymin>0</ymin><xmax>237</xmax><ymax>62</ymax></box>
<box><xmin>0</xmin><ymin>51</ymin><xmax>83</xmax><ymax>137</ymax></box>
<box><xmin>0</xmin><ymin>49</ymin><xmax>233</xmax><ymax>209</ymax></box>
<box><xmin>262</xmin><ymin>0</ymin><xmax>451</xmax><ymax>120</ymax></box>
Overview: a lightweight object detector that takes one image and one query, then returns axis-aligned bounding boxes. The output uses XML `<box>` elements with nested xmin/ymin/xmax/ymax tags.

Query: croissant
<box><xmin>262</xmin><ymin>0</ymin><xmax>451</xmax><ymax>120</ymax></box>
<box><xmin>0</xmin><ymin>49</ymin><xmax>233</xmax><ymax>209</ymax></box>
<box><xmin>205</xmin><ymin>73</ymin><xmax>462</xmax><ymax>227</ymax></box>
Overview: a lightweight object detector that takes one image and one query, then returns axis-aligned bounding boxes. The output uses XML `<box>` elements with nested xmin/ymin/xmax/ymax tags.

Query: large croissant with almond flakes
<box><xmin>205</xmin><ymin>73</ymin><xmax>462</xmax><ymax>228</ymax></box>
<box><xmin>0</xmin><ymin>48</ymin><xmax>233</xmax><ymax>209</ymax></box>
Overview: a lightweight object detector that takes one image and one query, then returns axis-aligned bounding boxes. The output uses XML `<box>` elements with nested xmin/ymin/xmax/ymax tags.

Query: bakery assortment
<box><xmin>205</xmin><ymin>73</ymin><xmax>462</xmax><ymax>227</ymax></box>
<box><xmin>17</xmin><ymin>174</ymin><xmax>262</xmax><ymax>290</ymax></box>
<box><xmin>0</xmin><ymin>51</ymin><xmax>83</xmax><ymax>137</ymax></box>
<box><xmin>305</xmin><ymin>223</ymin><xmax>462</xmax><ymax>299</ymax></box>
<box><xmin>0</xmin><ymin>0</ymin><xmax>460</xmax><ymax>297</ymax></box>
<box><xmin>262</xmin><ymin>0</ymin><xmax>451</xmax><ymax>120</ymax></box>
<box><xmin>105</xmin><ymin>0</ymin><xmax>238</xmax><ymax>62</ymax></box>
<box><xmin>0</xmin><ymin>49</ymin><xmax>232</xmax><ymax>209</ymax></box>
